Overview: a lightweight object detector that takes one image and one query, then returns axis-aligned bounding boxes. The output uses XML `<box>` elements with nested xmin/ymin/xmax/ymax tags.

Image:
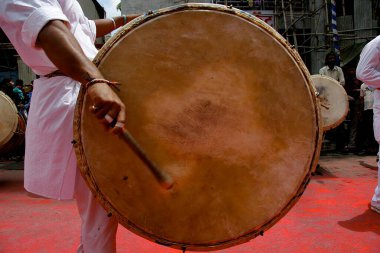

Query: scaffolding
<box><xmin>1</xmin><ymin>0</ymin><xmax>379</xmax><ymax>76</ymax></box>
<box><xmin>212</xmin><ymin>0</ymin><xmax>379</xmax><ymax>70</ymax></box>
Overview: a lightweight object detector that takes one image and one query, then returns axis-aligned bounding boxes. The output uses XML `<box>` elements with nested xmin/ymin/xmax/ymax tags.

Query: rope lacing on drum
<box><xmin>13</xmin><ymin>129</ymin><xmax>25</xmax><ymax>135</ymax></box>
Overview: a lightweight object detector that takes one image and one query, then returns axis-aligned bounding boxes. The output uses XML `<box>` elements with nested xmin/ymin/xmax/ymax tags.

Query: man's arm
<box><xmin>94</xmin><ymin>15</ymin><xmax>140</xmax><ymax>37</ymax></box>
<box><xmin>357</xmin><ymin>39</ymin><xmax>380</xmax><ymax>88</ymax></box>
<box><xmin>36</xmin><ymin>20</ymin><xmax>125</xmax><ymax>131</ymax></box>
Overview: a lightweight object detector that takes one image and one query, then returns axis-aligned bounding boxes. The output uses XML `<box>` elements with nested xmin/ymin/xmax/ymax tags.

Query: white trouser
<box><xmin>372</xmin><ymin>145</ymin><xmax>380</xmax><ymax>207</ymax></box>
<box><xmin>75</xmin><ymin>171</ymin><xmax>118</xmax><ymax>253</ymax></box>
<box><xmin>372</xmin><ymin>94</ymin><xmax>380</xmax><ymax>207</ymax></box>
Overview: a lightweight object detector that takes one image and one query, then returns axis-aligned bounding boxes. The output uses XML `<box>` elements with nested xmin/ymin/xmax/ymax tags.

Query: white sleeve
<box><xmin>356</xmin><ymin>37</ymin><xmax>380</xmax><ymax>88</ymax></box>
<box><xmin>88</xmin><ymin>20</ymin><xmax>97</xmax><ymax>43</ymax></box>
<box><xmin>338</xmin><ymin>67</ymin><xmax>345</xmax><ymax>86</ymax></box>
<box><xmin>360</xmin><ymin>84</ymin><xmax>365</xmax><ymax>97</ymax></box>
<box><xmin>0</xmin><ymin>0</ymin><xmax>70</xmax><ymax>48</ymax></box>
<box><xmin>22</xmin><ymin>4</ymin><xmax>70</xmax><ymax>48</ymax></box>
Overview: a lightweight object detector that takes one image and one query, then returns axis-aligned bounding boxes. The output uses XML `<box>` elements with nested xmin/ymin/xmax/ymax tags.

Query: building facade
<box><xmin>120</xmin><ymin>0</ymin><xmax>379</xmax><ymax>73</ymax></box>
<box><xmin>121</xmin><ymin>0</ymin><xmax>212</xmax><ymax>14</ymax></box>
<box><xmin>2</xmin><ymin>1</ymin><xmax>377</xmax><ymax>83</ymax></box>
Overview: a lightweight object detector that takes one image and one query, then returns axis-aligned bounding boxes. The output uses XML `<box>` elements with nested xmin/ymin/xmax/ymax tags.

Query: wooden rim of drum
<box><xmin>0</xmin><ymin>91</ymin><xmax>18</xmax><ymax>148</ymax></box>
<box><xmin>74</xmin><ymin>3</ymin><xmax>322</xmax><ymax>251</ymax></box>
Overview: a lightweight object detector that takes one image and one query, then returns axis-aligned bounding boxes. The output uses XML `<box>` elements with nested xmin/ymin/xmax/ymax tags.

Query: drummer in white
<box><xmin>319</xmin><ymin>52</ymin><xmax>345</xmax><ymax>87</ymax></box>
<box><xmin>356</xmin><ymin>35</ymin><xmax>380</xmax><ymax>214</ymax></box>
<box><xmin>0</xmin><ymin>1</ymin><xmax>137</xmax><ymax>252</ymax></box>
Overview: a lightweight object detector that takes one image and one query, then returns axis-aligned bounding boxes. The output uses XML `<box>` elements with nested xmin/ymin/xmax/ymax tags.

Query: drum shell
<box><xmin>74</xmin><ymin>3</ymin><xmax>322</xmax><ymax>251</ymax></box>
<box><xmin>0</xmin><ymin>114</ymin><xmax>26</xmax><ymax>155</ymax></box>
<box><xmin>0</xmin><ymin>92</ymin><xmax>26</xmax><ymax>156</ymax></box>
<box><xmin>311</xmin><ymin>74</ymin><xmax>349</xmax><ymax>131</ymax></box>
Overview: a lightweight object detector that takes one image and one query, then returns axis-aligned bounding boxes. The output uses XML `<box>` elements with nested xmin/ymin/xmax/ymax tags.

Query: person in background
<box><xmin>319</xmin><ymin>52</ymin><xmax>346</xmax><ymax>152</ymax></box>
<box><xmin>22</xmin><ymin>82</ymin><xmax>34</xmax><ymax>115</ymax></box>
<box><xmin>13</xmin><ymin>79</ymin><xmax>25</xmax><ymax>110</ymax></box>
<box><xmin>319</xmin><ymin>52</ymin><xmax>345</xmax><ymax>86</ymax></box>
<box><xmin>357</xmin><ymin>83</ymin><xmax>377</xmax><ymax>155</ymax></box>
<box><xmin>344</xmin><ymin>66</ymin><xmax>362</xmax><ymax>152</ymax></box>
<box><xmin>356</xmin><ymin>35</ymin><xmax>380</xmax><ymax>214</ymax></box>
<box><xmin>0</xmin><ymin>78</ymin><xmax>17</xmax><ymax>103</ymax></box>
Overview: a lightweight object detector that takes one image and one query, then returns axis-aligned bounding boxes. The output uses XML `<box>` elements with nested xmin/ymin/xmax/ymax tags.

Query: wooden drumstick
<box><xmin>120</xmin><ymin>129</ymin><xmax>174</xmax><ymax>190</ymax></box>
<box><xmin>321</xmin><ymin>104</ymin><xmax>330</xmax><ymax>110</ymax></box>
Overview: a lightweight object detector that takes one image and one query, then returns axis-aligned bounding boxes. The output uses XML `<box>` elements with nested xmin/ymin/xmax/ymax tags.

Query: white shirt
<box><xmin>319</xmin><ymin>65</ymin><xmax>345</xmax><ymax>86</ymax></box>
<box><xmin>356</xmin><ymin>36</ymin><xmax>380</xmax><ymax>89</ymax></box>
<box><xmin>360</xmin><ymin>83</ymin><xmax>374</xmax><ymax>111</ymax></box>
<box><xmin>0</xmin><ymin>0</ymin><xmax>97</xmax><ymax>199</ymax></box>
<box><xmin>357</xmin><ymin>35</ymin><xmax>380</xmax><ymax>142</ymax></box>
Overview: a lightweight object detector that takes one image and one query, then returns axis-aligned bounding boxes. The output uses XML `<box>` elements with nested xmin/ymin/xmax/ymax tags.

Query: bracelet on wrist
<box><xmin>109</xmin><ymin>17</ymin><xmax>116</xmax><ymax>29</ymax></box>
<box><xmin>85</xmin><ymin>78</ymin><xmax>121</xmax><ymax>91</ymax></box>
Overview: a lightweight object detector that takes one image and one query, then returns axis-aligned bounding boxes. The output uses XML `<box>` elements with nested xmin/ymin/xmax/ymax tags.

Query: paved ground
<box><xmin>1</xmin><ymin>153</ymin><xmax>380</xmax><ymax>253</ymax></box>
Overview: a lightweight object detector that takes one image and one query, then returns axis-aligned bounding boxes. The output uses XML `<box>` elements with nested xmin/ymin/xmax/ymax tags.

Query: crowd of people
<box><xmin>0</xmin><ymin>77</ymin><xmax>33</xmax><ymax>117</ymax></box>
<box><xmin>319</xmin><ymin>52</ymin><xmax>378</xmax><ymax>155</ymax></box>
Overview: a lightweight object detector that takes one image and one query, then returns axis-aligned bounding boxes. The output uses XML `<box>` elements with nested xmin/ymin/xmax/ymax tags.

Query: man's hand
<box><xmin>87</xmin><ymin>83</ymin><xmax>126</xmax><ymax>135</ymax></box>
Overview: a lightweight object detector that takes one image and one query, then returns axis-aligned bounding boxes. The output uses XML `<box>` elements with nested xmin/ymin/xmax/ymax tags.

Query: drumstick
<box><xmin>120</xmin><ymin>129</ymin><xmax>174</xmax><ymax>190</ymax></box>
<box><xmin>321</xmin><ymin>104</ymin><xmax>330</xmax><ymax>109</ymax></box>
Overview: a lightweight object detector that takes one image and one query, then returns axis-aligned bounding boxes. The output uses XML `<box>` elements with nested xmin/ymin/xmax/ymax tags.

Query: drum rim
<box><xmin>311</xmin><ymin>74</ymin><xmax>349</xmax><ymax>131</ymax></box>
<box><xmin>0</xmin><ymin>91</ymin><xmax>19</xmax><ymax>148</ymax></box>
<box><xmin>74</xmin><ymin>3</ymin><xmax>322</xmax><ymax>251</ymax></box>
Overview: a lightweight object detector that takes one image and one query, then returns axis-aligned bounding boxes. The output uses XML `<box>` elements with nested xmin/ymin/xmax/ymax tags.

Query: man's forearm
<box><xmin>36</xmin><ymin>20</ymin><xmax>103</xmax><ymax>84</ymax></box>
<box><xmin>36</xmin><ymin>19</ymin><xmax>127</xmax><ymax>133</ymax></box>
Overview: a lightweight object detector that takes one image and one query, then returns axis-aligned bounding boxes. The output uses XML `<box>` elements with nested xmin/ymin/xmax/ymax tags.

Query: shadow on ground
<box><xmin>338</xmin><ymin>208</ymin><xmax>380</xmax><ymax>235</ymax></box>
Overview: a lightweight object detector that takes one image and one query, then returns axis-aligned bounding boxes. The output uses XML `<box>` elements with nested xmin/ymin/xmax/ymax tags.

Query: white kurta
<box><xmin>360</xmin><ymin>83</ymin><xmax>374</xmax><ymax>111</ymax></box>
<box><xmin>356</xmin><ymin>35</ymin><xmax>380</xmax><ymax>208</ymax></box>
<box><xmin>0</xmin><ymin>0</ymin><xmax>98</xmax><ymax>199</ymax></box>
<box><xmin>356</xmin><ymin>36</ymin><xmax>380</xmax><ymax>142</ymax></box>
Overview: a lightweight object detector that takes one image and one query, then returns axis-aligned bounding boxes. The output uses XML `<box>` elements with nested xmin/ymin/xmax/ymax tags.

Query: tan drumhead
<box><xmin>0</xmin><ymin>91</ymin><xmax>18</xmax><ymax>148</ymax></box>
<box><xmin>74</xmin><ymin>4</ymin><xmax>321</xmax><ymax>251</ymax></box>
<box><xmin>311</xmin><ymin>75</ymin><xmax>348</xmax><ymax>131</ymax></box>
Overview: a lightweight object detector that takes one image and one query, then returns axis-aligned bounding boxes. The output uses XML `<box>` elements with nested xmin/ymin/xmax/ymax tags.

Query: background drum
<box><xmin>0</xmin><ymin>91</ymin><xmax>26</xmax><ymax>156</ymax></box>
<box><xmin>311</xmin><ymin>75</ymin><xmax>349</xmax><ymax>132</ymax></box>
<box><xmin>74</xmin><ymin>3</ymin><xmax>322</xmax><ymax>251</ymax></box>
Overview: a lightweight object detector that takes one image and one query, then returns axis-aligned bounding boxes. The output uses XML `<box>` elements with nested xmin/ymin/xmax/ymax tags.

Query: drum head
<box><xmin>0</xmin><ymin>91</ymin><xmax>18</xmax><ymax>148</ymax></box>
<box><xmin>74</xmin><ymin>4</ymin><xmax>321</xmax><ymax>251</ymax></box>
<box><xmin>311</xmin><ymin>75</ymin><xmax>348</xmax><ymax>131</ymax></box>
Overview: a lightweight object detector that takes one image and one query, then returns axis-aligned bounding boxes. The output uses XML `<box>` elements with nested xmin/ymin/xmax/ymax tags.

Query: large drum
<box><xmin>0</xmin><ymin>91</ymin><xmax>26</xmax><ymax>156</ymax></box>
<box><xmin>74</xmin><ymin>4</ymin><xmax>322</xmax><ymax>251</ymax></box>
<box><xmin>311</xmin><ymin>75</ymin><xmax>349</xmax><ymax>131</ymax></box>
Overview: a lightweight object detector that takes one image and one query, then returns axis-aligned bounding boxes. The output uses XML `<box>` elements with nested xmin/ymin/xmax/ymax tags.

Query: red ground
<box><xmin>1</xmin><ymin>154</ymin><xmax>380</xmax><ymax>253</ymax></box>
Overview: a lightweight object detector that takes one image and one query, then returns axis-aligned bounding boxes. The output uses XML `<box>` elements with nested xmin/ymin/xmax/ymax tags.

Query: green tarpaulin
<box><xmin>340</xmin><ymin>41</ymin><xmax>367</xmax><ymax>67</ymax></box>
